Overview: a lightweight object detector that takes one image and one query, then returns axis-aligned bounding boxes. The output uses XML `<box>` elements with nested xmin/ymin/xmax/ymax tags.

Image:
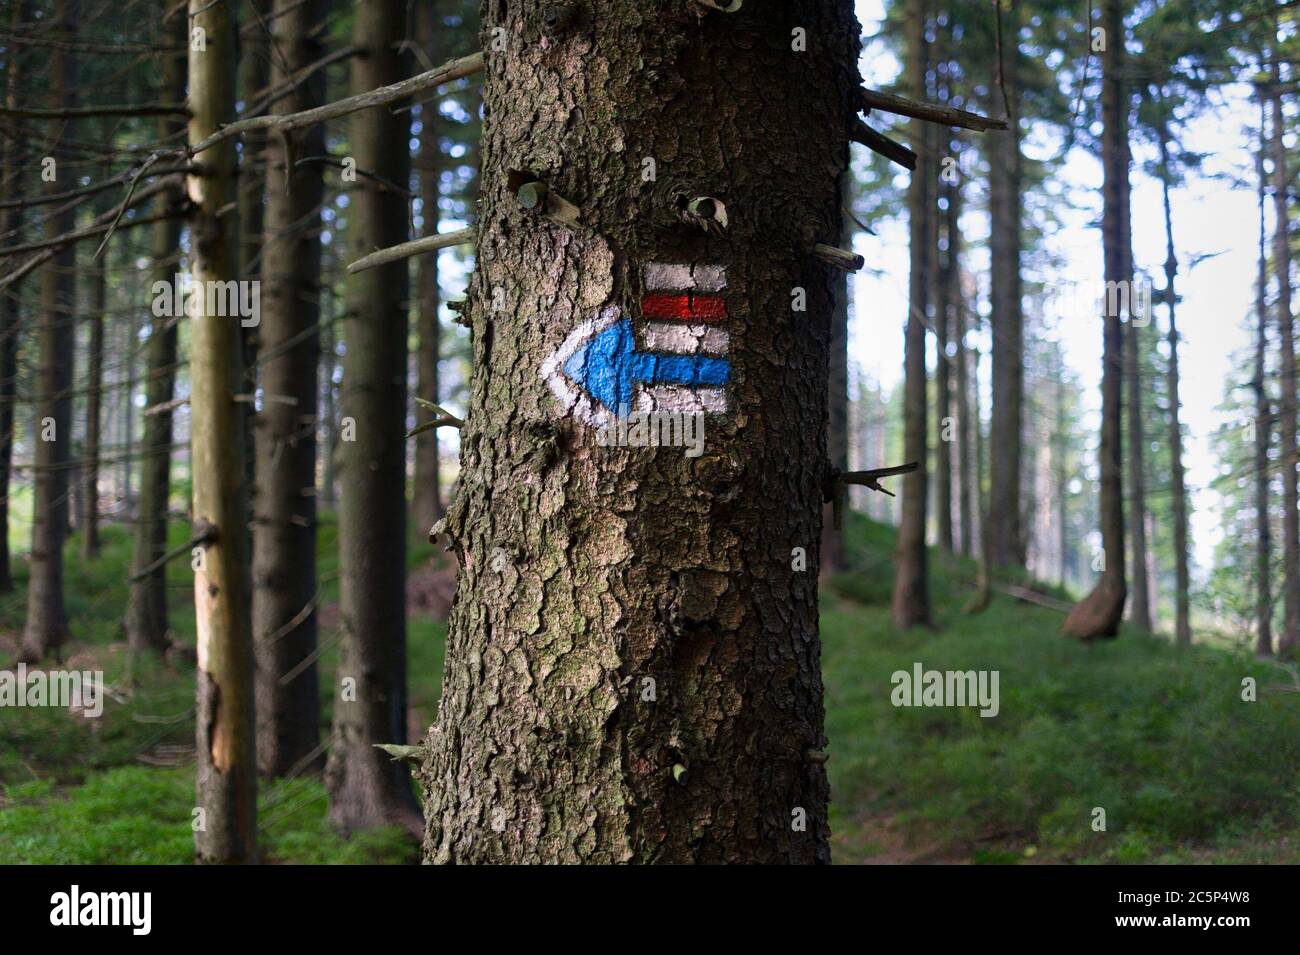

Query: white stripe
<box><xmin>641</xmin><ymin>322</ymin><xmax>730</xmax><ymax>355</ymax></box>
<box><xmin>636</xmin><ymin>385</ymin><xmax>727</xmax><ymax>415</ymax></box>
<box><xmin>643</xmin><ymin>262</ymin><xmax>695</xmax><ymax>291</ymax></box>
<box><xmin>691</xmin><ymin>264</ymin><xmax>726</xmax><ymax>292</ymax></box>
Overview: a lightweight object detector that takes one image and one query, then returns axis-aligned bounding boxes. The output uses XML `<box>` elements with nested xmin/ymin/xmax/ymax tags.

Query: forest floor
<box><xmin>1</xmin><ymin>512</ymin><xmax>1298</xmax><ymax>863</ymax></box>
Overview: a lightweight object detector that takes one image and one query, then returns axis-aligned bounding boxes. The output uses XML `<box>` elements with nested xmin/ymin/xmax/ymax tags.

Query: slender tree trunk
<box><xmin>320</xmin><ymin>293</ymin><xmax>337</xmax><ymax>509</ymax></box>
<box><xmin>126</xmin><ymin>1</ymin><xmax>186</xmax><ymax>656</ymax></box>
<box><xmin>968</xmin><ymin>343</ymin><xmax>990</xmax><ymax>613</ymax></box>
<box><xmin>892</xmin><ymin>0</ymin><xmax>931</xmax><ymax>629</ymax></box>
<box><xmin>1269</xmin><ymin>47</ymin><xmax>1298</xmax><ymax>656</ymax></box>
<box><xmin>253</xmin><ymin>0</ymin><xmax>327</xmax><ymax>778</ymax></box>
<box><xmin>189</xmin><ymin>0</ymin><xmax>257</xmax><ymax>864</ymax></box>
<box><xmin>987</xmin><ymin>9</ymin><xmax>1023</xmax><ymax>569</ymax></box>
<box><xmin>1125</xmin><ymin>284</ymin><xmax>1150</xmax><ymax>632</ymax></box>
<box><xmin>1156</xmin><ymin>129</ymin><xmax>1189</xmax><ymax>646</ymax></box>
<box><xmin>413</xmin><ymin>1</ymin><xmax>446</xmax><ymax>536</ymax></box>
<box><xmin>0</xmin><ymin>0</ymin><xmax>28</xmax><ymax>594</ymax></box>
<box><xmin>1254</xmin><ymin>99</ymin><xmax>1273</xmax><ymax>657</ymax></box>
<box><xmin>419</xmin><ymin>0</ymin><xmax>858</xmax><ymax>863</ymax></box>
<box><xmin>935</xmin><ymin>158</ymin><xmax>953</xmax><ymax>555</ymax></box>
<box><xmin>20</xmin><ymin>0</ymin><xmax>79</xmax><ymax>663</ymax></box>
<box><xmin>1064</xmin><ymin>0</ymin><xmax>1128</xmax><ymax>639</ymax></box>
<box><xmin>953</xmin><ymin>246</ymin><xmax>971</xmax><ymax>558</ymax></box>
<box><xmin>1054</xmin><ymin>354</ymin><xmax>1068</xmax><ymax>588</ymax></box>
<box><xmin>80</xmin><ymin>171</ymin><xmax>107</xmax><ymax>560</ymax></box>
<box><xmin>325</xmin><ymin>0</ymin><xmax>421</xmax><ymax>837</ymax></box>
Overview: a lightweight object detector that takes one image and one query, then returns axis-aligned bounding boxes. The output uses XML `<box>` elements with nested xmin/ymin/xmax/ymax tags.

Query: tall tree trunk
<box><xmin>934</xmin><ymin>155</ymin><xmax>953</xmax><ymax>555</ymax></box>
<box><xmin>320</xmin><ymin>291</ymin><xmax>337</xmax><ymax>509</ymax></box>
<box><xmin>892</xmin><ymin>0</ymin><xmax>931</xmax><ymax>629</ymax></box>
<box><xmin>413</xmin><ymin>1</ymin><xmax>447</xmax><ymax>537</ymax></box>
<box><xmin>1125</xmin><ymin>288</ymin><xmax>1150</xmax><ymax>632</ymax></box>
<box><xmin>325</xmin><ymin>0</ymin><xmax>421</xmax><ymax>837</ymax></box>
<box><xmin>953</xmin><ymin>233</ymin><xmax>971</xmax><ymax>557</ymax></box>
<box><xmin>81</xmin><ymin>157</ymin><xmax>109</xmax><ymax>560</ymax></box>
<box><xmin>127</xmin><ymin>1</ymin><xmax>186</xmax><ymax>655</ymax></box>
<box><xmin>20</xmin><ymin>0</ymin><xmax>79</xmax><ymax>663</ymax></box>
<box><xmin>419</xmin><ymin>0</ymin><xmax>858</xmax><ymax>863</ymax></box>
<box><xmin>1254</xmin><ymin>98</ymin><xmax>1273</xmax><ymax>657</ymax></box>
<box><xmin>1156</xmin><ymin>128</ymin><xmax>1189</xmax><ymax>646</ymax></box>
<box><xmin>189</xmin><ymin>0</ymin><xmax>257</xmax><ymax>864</ymax></box>
<box><xmin>1269</xmin><ymin>45</ymin><xmax>1298</xmax><ymax>657</ymax></box>
<box><xmin>253</xmin><ymin>0</ymin><xmax>327</xmax><ymax>778</ymax></box>
<box><xmin>0</xmin><ymin>0</ymin><xmax>28</xmax><ymax>595</ymax></box>
<box><xmin>1064</xmin><ymin>0</ymin><xmax>1128</xmax><ymax>639</ymax></box>
<box><xmin>986</xmin><ymin>7</ymin><xmax>1023</xmax><ymax>569</ymax></box>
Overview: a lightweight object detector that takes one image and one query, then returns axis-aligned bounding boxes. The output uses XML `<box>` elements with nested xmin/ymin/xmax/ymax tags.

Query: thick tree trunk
<box><xmin>419</xmin><ymin>0</ymin><xmax>858</xmax><ymax>863</ymax></box>
<box><xmin>892</xmin><ymin>0</ymin><xmax>931</xmax><ymax>629</ymax></box>
<box><xmin>1064</xmin><ymin>0</ymin><xmax>1128</xmax><ymax>639</ymax></box>
<box><xmin>0</xmin><ymin>0</ymin><xmax>28</xmax><ymax>595</ymax></box>
<box><xmin>413</xmin><ymin>1</ymin><xmax>447</xmax><ymax>536</ymax></box>
<box><xmin>252</xmin><ymin>0</ymin><xmax>327</xmax><ymax>779</ymax></box>
<box><xmin>189</xmin><ymin>0</ymin><xmax>258</xmax><ymax>864</ymax></box>
<box><xmin>325</xmin><ymin>0</ymin><xmax>421</xmax><ymax>837</ymax></box>
<box><xmin>1157</xmin><ymin>130</ymin><xmax>1189</xmax><ymax>646</ymax></box>
<box><xmin>986</xmin><ymin>15</ymin><xmax>1022</xmax><ymax>570</ymax></box>
<box><xmin>20</xmin><ymin>0</ymin><xmax>78</xmax><ymax>663</ymax></box>
<box><xmin>1254</xmin><ymin>103</ymin><xmax>1273</xmax><ymax>657</ymax></box>
<box><xmin>1269</xmin><ymin>52</ymin><xmax>1298</xmax><ymax>657</ymax></box>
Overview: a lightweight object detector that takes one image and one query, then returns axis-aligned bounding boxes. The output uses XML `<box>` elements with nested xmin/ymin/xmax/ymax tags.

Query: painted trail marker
<box><xmin>542</xmin><ymin>263</ymin><xmax>732</xmax><ymax>425</ymax></box>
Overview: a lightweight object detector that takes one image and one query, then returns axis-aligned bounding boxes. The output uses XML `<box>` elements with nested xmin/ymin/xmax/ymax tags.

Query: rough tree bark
<box><xmin>986</xmin><ymin>6</ymin><xmax>1023</xmax><ymax>569</ymax></box>
<box><xmin>1064</xmin><ymin>0</ymin><xmax>1128</xmax><ymax>639</ymax></box>
<box><xmin>1253</xmin><ymin>100</ymin><xmax>1272</xmax><ymax>657</ymax></box>
<box><xmin>413</xmin><ymin>0</ymin><xmax>447</xmax><ymax>536</ymax></box>
<box><xmin>1269</xmin><ymin>48</ymin><xmax>1298</xmax><ymax>657</ymax></box>
<box><xmin>823</xmin><ymin>194</ymin><xmax>849</xmax><ymax>575</ymax></box>
<box><xmin>189</xmin><ymin>0</ymin><xmax>258</xmax><ymax>864</ymax></box>
<box><xmin>20</xmin><ymin>0</ymin><xmax>78</xmax><ymax>663</ymax></box>
<box><xmin>325</xmin><ymin>0</ymin><xmax>422</xmax><ymax>836</ymax></box>
<box><xmin>126</xmin><ymin>2</ymin><xmax>186</xmax><ymax>655</ymax></box>
<box><xmin>892</xmin><ymin>0</ymin><xmax>931</xmax><ymax>629</ymax></box>
<box><xmin>418</xmin><ymin>0</ymin><xmax>859</xmax><ymax>863</ymax></box>
<box><xmin>252</xmin><ymin>0</ymin><xmax>327</xmax><ymax>779</ymax></box>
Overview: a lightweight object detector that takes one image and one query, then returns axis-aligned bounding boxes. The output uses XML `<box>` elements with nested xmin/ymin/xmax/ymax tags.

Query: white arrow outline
<box><xmin>540</xmin><ymin>304</ymin><xmax>623</xmax><ymax>428</ymax></box>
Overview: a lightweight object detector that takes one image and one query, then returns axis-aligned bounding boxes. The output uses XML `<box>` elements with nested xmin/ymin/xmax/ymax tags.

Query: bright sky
<box><xmin>851</xmin><ymin>0</ymin><xmax>1267</xmax><ymax>574</ymax></box>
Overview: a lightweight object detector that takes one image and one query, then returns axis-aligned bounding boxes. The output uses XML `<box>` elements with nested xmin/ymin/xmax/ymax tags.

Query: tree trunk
<box><xmin>418</xmin><ymin>0</ymin><xmax>858</xmax><ymax>863</ymax></box>
<box><xmin>1125</xmin><ymin>290</ymin><xmax>1150</xmax><ymax>632</ymax></box>
<box><xmin>325</xmin><ymin>0</ymin><xmax>421</xmax><ymax>837</ymax></box>
<box><xmin>252</xmin><ymin>0</ymin><xmax>327</xmax><ymax>779</ymax></box>
<box><xmin>953</xmin><ymin>233</ymin><xmax>971</xmax><ymax>558</ymax></box>
<box><xmin>1254</xmin><ymin>98</ymin><xmax>1273</xmax><ymax>657</ymax></box>
<box><xmin>0</xmin><ymin>0</ymin><xmax>28</xmax><ymax>595</ymax></box>
<box><xmin>1157</xmin><ymin>128</ymin><xmax>1189</xmax><ymax>646</ymax></box>
<box><xmin>1269</xmin><ymin>48</ymin><xmax>1298</xmax><ymax>657</ymax></box>
<box><xmin>80</xmin><ymin>164</ymin><xmax>108</xmax><ymax>560</ymax></box>
<box><xmin>413</xmin><ymin>1</ymin><xmax>447</xmax><ymax>537</ymax></box>
<box><xmin>934</xmin><ymin>151</ymin><xmax>953</xmax><ymax>555</ymax></box>
<box><xmin>189</xmin><ymin>0</ymin><xmax>258</xmax><ymax>864</ymax></box>
<box><xmin>986</xmin><ymin>9</ymin><xmax>1023</xmax><ymax>570</ymax></box>
<box><xmin>892</xmin><ymin>0</ymin><xmax>931</xmax><ymax>629</ymax></box>
<box><xmin>1064</xmin><ymin>0</ymin><xmax>1128</xmax><ymax>639</ymax></box>
<box><xmin>126</xmin><ymin>0</ymin><xmax>186</xmax><ymax>656</ymax></box>
<box><xmin>20</xmin><ymin>0</ymin><xmax>79</xmax><ymax>663</ymax></box>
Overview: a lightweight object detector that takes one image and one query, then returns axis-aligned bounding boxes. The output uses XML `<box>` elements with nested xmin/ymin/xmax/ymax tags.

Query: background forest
<box><xmin>0</xmin><ymin>0</ymin><xmax>1298</xmax><ymax>865</ymax></box>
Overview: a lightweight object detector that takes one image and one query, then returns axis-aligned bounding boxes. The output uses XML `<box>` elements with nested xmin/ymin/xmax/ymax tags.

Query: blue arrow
<box><xmin>564</xmin><ymin>319</ymin><xmax>729</xmax><ymax>414</ymax></box>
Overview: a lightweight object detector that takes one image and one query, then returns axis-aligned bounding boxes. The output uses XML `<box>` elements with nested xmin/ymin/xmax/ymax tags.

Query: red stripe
<box><xmin>640</xmin><ymin>293</ymin><xmax>727</xmax><ymax>323</ymax></box>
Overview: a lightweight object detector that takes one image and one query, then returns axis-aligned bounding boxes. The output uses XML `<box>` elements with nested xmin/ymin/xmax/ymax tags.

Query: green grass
<box><xmin>825</xmin><ymin>512</ymin><xmax>1300</xmax><ymax>864</ymax></box>
<box><xmin>0</xmin><ymin>516</ymin><xmax>443</xmax><ymax>864</ymax></box>
<box><xmin>3</xmin><ymin>509</ymin><xmax>1298</xmax><ymax>864</ymax></box>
